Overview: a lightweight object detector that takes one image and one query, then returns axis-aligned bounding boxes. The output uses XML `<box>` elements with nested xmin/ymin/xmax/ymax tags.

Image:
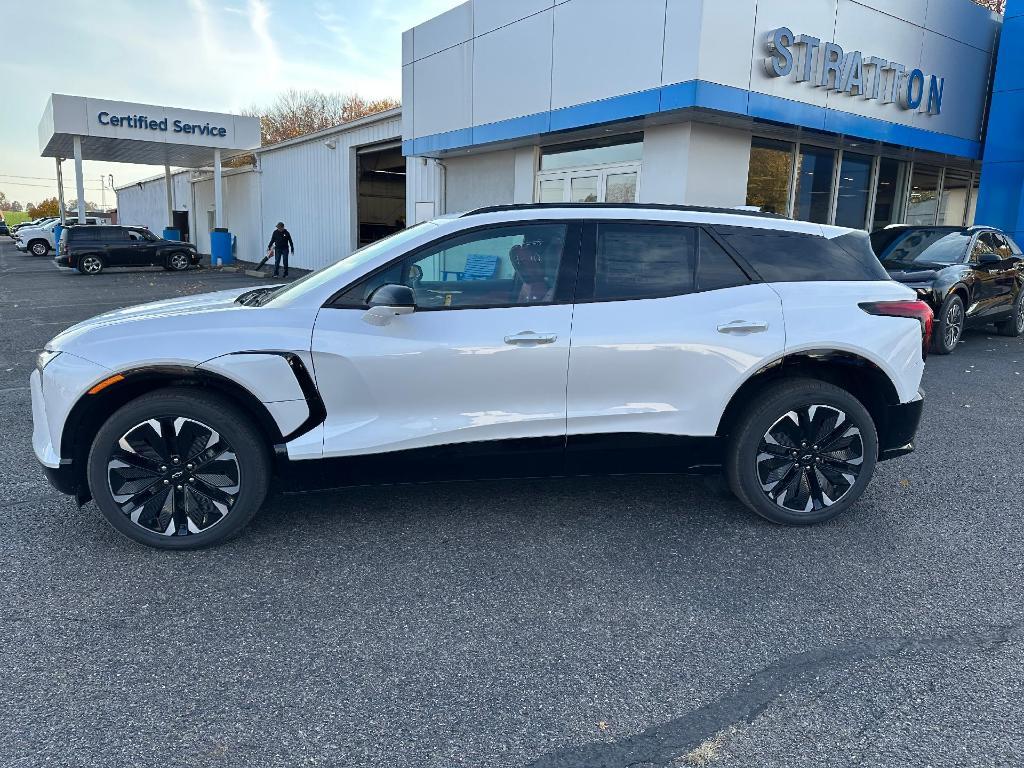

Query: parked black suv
<box><xmin>871</xmin><ymin>225</ymin><xmax>1024</xmax><ymax>354</ymax></box>
<box><xmin>57</xmin><ymin>225</ymin><xmax>201</xmax><ymax>275</ymax></box>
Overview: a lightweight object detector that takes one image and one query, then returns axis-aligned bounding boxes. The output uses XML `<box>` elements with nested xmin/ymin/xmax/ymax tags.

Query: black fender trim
<box><xmin>228</xmin><ymin>351</ymin><xmax>327</xmax><ymax>443</ymax></box>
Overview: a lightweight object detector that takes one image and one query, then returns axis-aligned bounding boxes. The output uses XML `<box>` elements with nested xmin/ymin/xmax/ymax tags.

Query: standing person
<box><xmin>267</xmin><ymin>222</ymin><xmax>294</xmax><ymax>277</ymax></box>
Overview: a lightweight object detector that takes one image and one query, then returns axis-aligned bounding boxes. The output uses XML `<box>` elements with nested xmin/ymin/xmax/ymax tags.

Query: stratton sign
<box><xmin>97</xmin><ymin>111</ymin><xmax>229</xmax><ymax>137</ymax></box>
<box><xmin>763</xmin><ymin>27</ymin><xmax>945</xmax><ymax>116</ymax></box>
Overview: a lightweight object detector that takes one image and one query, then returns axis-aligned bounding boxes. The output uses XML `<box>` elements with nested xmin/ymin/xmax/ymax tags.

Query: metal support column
<box><xmin>164</xmin><ymin>164</ymin><xmax>174</xmax><ymax>229</ymax></box>
<box><xmin>55</xmin><ymin>158</ymin><xmax>66</xmax><ymax>225</ymax></box>
<box><xmin>72</xmin><ymin>135</ymin><xmax>86</xmax><ymax>223</ymax></box>
<box><xmin>213</xmin><ymin>148</ymin><xmax>223</xmax><ymax>229</ymax></box>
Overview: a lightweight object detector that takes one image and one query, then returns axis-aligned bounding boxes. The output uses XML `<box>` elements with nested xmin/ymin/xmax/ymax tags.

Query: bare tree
<box><xmin>244</xmin><ymin>89</ymin><xmax>400</xmax><ymax>146</ymax></box>
<box><xmin>973</xmin><ymin>0</ymin><xmax>1006</xmax><ymax>12</ymax></box>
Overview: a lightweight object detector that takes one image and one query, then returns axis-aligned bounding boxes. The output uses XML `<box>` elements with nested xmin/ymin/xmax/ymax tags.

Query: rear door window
<box><xmin>697</xmin><ymin>231</ymin><xmax>750</xmax><ymax>292</ymax></box>
<box><xmin>591</xmin><ymin>223</ymin><xmax>696</xmax><ymax>301</ymax></box>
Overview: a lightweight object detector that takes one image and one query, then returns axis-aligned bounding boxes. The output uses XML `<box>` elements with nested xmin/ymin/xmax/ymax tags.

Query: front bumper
<box><xmin>877</xmin><ymin>390</ymin><xmax>925</xmax><ymax>461</ymax></box>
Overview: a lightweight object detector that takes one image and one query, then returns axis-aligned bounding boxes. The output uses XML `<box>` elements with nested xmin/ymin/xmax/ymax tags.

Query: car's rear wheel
<box><xmin>86</xmin><ymin>388</ymin><xmax>270</xmax><ymax>549</ymax></box>
<box><xmin>726</xmin><ymin>378</ymin><xmax>878</xmax><ymax>525</ymax></box>
<box><xmin>78</xmin><ymin>255</ymin><xmax>104</xmax><ymax>275</ymax></box>
<box><xmin>932</xmin><ymin>293</ymin><xmax>965</xmax><ymax>354</ymax></box>
<box><xmin>167</xmin><ymin>251</ymin><xmax>190</xmax><ymax>271</ymax></box>
<box><xmin>995</xmin><ymin>289</ymin><xmax>1024</xmax><ymax>338</ymax></box>
<box><xmin>29</xmin><ymin>240</ymin><xmax>49</xmax><ymax>256</ymax></box>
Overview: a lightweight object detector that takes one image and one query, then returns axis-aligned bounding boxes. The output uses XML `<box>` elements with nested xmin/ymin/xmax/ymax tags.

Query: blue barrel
<box><xmin>53</xmin><ymin>224</ymin><xmax>64</xmax><ymax>254</ymax></box>
<box><xmin>210</xmin><ymin>228</ymin><xmax>233</xmax><ymax>265</ymax></box>
<box><xmin>162</xmin><ymin>227</ymin><xmax>181</xmax><ymax>241</ymax></box>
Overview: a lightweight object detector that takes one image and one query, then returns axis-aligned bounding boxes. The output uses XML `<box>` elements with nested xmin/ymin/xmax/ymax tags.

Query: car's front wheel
<box><xmin>932</xmin><ymin>293</ymin><xmax>965</xmax><ymax>354</ymax></box>
<box><xmin>995</xmin><ymin>288</ymin><xmax>1024</xmax><ymax>338</ymax></box>
<box><xmin>726</xmin><ymin>378</ymin><xmax>878</xmax><ymax>525</ymax></box>
<box><xmin>29</xmin><ymin>240</ymin><xmax>49</xmax><ymax>256</ymax></box>
<box><xmin>86</xmin><ymin>388</ymin><xmax>271</xmax><ymax>549</ymax></box>
<box><xmin>167</xmin><ymin>251</ymin><xmax>191</xmax><ymax>271</ymax></box>
<box><xmin>78</xmin><ymin>255</ymin><xmax>104</xmax><ymax>275</ymax></box>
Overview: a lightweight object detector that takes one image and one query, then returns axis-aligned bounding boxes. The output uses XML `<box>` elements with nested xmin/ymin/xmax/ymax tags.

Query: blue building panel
<box><xmin>977</xmin><ymin>0</ymin><xmax>1024</xmax><ymax>241</ymax></box>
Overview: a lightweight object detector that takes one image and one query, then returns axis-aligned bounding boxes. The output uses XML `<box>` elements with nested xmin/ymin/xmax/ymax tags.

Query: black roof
<box><xmin>461</xmin><ymin>203</ymin><xmax>788</xmax><ymax>219</ymax></box>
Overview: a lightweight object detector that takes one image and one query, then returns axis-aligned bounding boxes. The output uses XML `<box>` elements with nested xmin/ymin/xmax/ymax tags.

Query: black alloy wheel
<box><xmin>755</xmin><ymin>405</ymin><xmax>864</xmax><ymax>513</ymax></box>
<box><xmin>933</xmin><ymin>293</ymin><xmax>965</xmax><ymax>354</ymax></box>
<box><xmin>726</xmin><ymin>378</ymin><xmax>879</xmax><ymax>525</ymax></box>
<box><xmin>168</xmin><ymin>252</ymin><xmax>190</xmax><ymax>271</ymax></box>
<box><xmin>87</xmin><ymin>389</ymin><xmax>270</xmax><ymax>549</ymax></box>
<box><xmin>106</xmin><ymin>417</ymin><xmax>240</xmax><ymax>537</ymax></box>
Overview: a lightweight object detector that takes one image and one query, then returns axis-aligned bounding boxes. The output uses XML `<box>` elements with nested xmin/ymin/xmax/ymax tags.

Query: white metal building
<box><xmin>117</xmin><ymin>108</ymin><xmax>435</xmax><ymax>271</ymax></box>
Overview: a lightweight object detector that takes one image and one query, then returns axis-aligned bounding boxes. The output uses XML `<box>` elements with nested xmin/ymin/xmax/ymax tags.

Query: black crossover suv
<box><xmin>57</xmin><ymin>225</ymin><xmax>201</xmax><ymax>275</ymax></box>
<box><xmin>871</xmin><ymin>225</ymin><xmax>1024</xmax><ymax>355</ymax></box>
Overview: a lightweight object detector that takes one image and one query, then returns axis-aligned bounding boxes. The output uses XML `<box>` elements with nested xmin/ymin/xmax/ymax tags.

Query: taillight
<box><xmin>860</xmin><ymin>300</ymin><xmax>934</xmax><ymax>360</ymax></box>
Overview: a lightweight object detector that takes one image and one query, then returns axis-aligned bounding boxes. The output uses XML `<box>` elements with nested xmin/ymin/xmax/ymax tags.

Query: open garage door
<box><xmin>357</xmin><ymin>142</ymin><xmax>406</xmax><ymax>247</ymax></box>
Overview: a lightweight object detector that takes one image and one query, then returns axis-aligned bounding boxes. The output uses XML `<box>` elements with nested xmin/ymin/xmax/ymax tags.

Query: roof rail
<box><xmin>460</xmin><ymin>202</ymin><xmax>789</xmax><ymax>219</ymax></box>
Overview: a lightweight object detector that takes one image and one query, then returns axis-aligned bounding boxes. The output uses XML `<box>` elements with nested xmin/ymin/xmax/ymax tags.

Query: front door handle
<box><xmin>504</xmin><ymin>331</ymin><xmax>558</xmax><ymax>346</ymax></box>
<box><xmin>717</xmin><ymin>320</ymin><xmax>769</xmax><ymax>335</ymax></box>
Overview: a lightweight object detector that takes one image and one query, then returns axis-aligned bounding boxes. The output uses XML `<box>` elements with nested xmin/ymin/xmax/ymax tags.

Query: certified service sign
<box><xmin>763</xmin><ymin>27</ymin><xmax>944</xmax><ymax>115</ymax></box>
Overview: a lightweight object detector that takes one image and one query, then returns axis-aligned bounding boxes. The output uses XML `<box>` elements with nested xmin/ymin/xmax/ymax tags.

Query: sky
<box><xmin>0</xmin><ymin>0</ymin><xmax>459</xmax><ymax>208</ymax></box>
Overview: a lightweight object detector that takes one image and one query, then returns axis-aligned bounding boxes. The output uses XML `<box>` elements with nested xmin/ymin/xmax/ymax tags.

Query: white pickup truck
<box><xmin>15</xmin><ymin>217</ymin><xmax>100</xmax><ymax>256</ymax></box>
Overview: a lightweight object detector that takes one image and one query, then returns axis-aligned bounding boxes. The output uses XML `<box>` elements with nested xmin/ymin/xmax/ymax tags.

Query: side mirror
<box><xmin>362</xmin><ymin>283</ymin><xmax>416</xmax><ymax>326</ymax></box>
<box><xmin>974</xmin><ymin>252</ymin><xmax>1001</xmax><ymax>267</ymax></box>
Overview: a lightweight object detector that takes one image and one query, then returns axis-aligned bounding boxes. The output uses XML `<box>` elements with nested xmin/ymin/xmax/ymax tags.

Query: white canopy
<box><xmin>39</xmin><ymin>94</ymin><xmax>260</xmax><ymax>166</ymax></box>
<box><xmin>38</xmin><ymin>94</ymin><xmax>262</xmax><ymax>239</ymax></box>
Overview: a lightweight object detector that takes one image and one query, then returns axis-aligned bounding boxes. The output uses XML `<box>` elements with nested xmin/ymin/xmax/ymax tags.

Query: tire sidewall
<box><xmin>86</xmin><ymin>389</ymin><xmax>270</xmax><ymax>549</ymax></box>
<box><xmin>168</xmin><ymin>252</ymin><xmax>189</xmax><ymax>271</ymax></box>
<box><xmin>729</xmin><ymin>380</ymin><xmax>879</xmax><ymax>525</ymax></box>
<box><xmin>31</xmin><ymin>241</ymin><xmax>48</xmax><ymax>256</ymax></box>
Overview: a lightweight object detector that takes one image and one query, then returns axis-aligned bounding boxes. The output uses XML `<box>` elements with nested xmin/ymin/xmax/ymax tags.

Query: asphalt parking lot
<box><xmin>2</xmin><ymin>238</ymin><xmax>1023</xmax><ymax>768</ymax></box>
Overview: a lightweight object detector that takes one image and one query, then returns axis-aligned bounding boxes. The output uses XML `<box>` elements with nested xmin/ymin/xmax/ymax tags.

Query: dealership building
<box><xmin>113</xmin><ymin>0</ymin><xmax>1022</xmax><ymax>271</ymax></box>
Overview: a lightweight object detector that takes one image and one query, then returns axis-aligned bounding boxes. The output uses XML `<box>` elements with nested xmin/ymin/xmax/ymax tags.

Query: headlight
<box><xmin>36</xmin><ymin>349</ymin><xmax>62</xmax><ymax>373</ymax></box>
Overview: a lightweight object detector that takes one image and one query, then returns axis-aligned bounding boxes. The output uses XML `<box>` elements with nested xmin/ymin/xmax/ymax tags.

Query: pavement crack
<box><xmin>524</xmin><ymin>624</ymin><xmax>1021</xmax><ymax>768</ymax></box>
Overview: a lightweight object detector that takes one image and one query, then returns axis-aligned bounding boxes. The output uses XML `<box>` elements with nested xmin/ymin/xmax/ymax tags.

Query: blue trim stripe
<box><xmin>406</xmin><ymin>79</ymin><xmax>982</xmax><ymax>160</ymax></box>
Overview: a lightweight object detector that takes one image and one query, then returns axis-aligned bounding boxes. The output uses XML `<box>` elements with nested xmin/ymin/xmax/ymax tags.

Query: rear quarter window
<box><xmin>713</xmin><ymin>225</ymin><xmax>890</xmax><ymax>282</ymax></box>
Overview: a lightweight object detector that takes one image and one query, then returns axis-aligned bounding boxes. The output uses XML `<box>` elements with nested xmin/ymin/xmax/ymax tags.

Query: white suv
<box><xmin>31</xmin><ymin>205</ymin><xmax>931</xmax><ymax>549</ymax></box>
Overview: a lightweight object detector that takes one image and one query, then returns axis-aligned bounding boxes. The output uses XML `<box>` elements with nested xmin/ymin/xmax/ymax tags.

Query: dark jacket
<box><xmin>268</xmin><ymin>228</ymin><xmax>294</xmax><ymax>252</ymax></box>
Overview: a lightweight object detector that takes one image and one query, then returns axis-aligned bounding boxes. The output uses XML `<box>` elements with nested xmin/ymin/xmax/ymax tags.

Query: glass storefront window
<box><xmin>605</xmin><ymin>172</ymin><xmax>638</xmax><ymax>203</ymax></box>
<box><xmin>967</xmin><ymin>174</ymin><xmax>980</xmax><ymax>226</ymax></box>
<box><xmin>939</xmin><ymin>170</ymin><xmax>971</xmax><ymax>226</ymax></box>
<box><xmin>834</xmin><ymin>152</ymin><xmax>873</xmax><ymax>229</ymax></box>
<box><xmin>745</xmin><ymin>137</ymin><xmax>793</xmax><ymax>215</ymax></box>
<box><xmin>571</xmin><ymin>176</ymin><xmax>599</xmax><ymax>203</ymax></box>
<box><xmin>871</xmin><ymin>158</ymin><xmax>908</xmax><ymax>232</ymax></box>
<box><xmin>539</xmin><ymin>179</ymin><xmax>565</xmax><ymax>203</ymax></box>
<box><xmin>540</xmin><ymin>134</ymin><xmax>643</xmax><ymax>171</ymax></box>
<box><xmin>906</xmin><ymin>164</ymin><xmax>941</xmax><ymax>225</ymax></box>
<box><xmin>793</xmin><ymin>145</ymin><xmax>836</xmax><ymax>224</ymax></box>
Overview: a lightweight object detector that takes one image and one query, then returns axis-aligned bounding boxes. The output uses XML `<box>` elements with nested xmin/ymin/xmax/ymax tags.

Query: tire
<box><xmin>725</xmin><ymin>378</ymin><xmax>879</xmax><ymax>526</ymax></box>
<box><xmin>995</xmin><ymin>289</ymin><xmax>1024</xmax><ymax>338</ymax></box>
<box><xmin>932</xmin><ymin>293</ymin><xmax>965</xmax><ymax>355</ymax></box>
<box><xmin>167</xmin><ymin>251</ymin><xmax>190</xmax><ymax>271</ymax></box>
<box><xmin>86</xmin><ymin>388</ymin><xmax>271</xmax><ymax>549</ymax></box>
<box><xmin>29</xmin><ymin>240</ymin><xmax>49</xmax><ymax>256</ymax></box>
<box><xmin>78</xmin><ymin>255</ymin><xmax>104</xmax><ymax>275</ymax></box>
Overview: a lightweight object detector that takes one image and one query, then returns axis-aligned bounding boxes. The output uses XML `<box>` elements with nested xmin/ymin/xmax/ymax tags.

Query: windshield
<box><xmin>871</xmin><ymin>228</ymin><xmax>970</xmax><ymax>267</ymax></box>
<box><xmin>258</xmin><ymin>223</ymin><xmax>436</xmax><ymax>306</ymax></box>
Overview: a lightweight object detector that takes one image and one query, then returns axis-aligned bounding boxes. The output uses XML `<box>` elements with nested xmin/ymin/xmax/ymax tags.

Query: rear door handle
<box><xmin>504</xmin><ymin>331</ymin><xmax>558</xmax><ymax>346</ymax></box>
<box><xmin>717</xmin><ymin>320</ymin><xmax>769</xmax><ymax>335</ymax></box>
